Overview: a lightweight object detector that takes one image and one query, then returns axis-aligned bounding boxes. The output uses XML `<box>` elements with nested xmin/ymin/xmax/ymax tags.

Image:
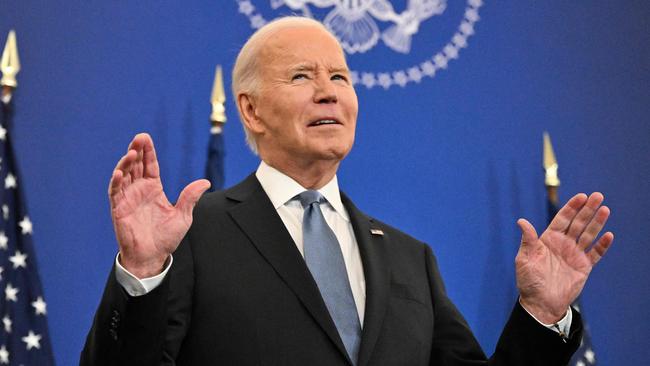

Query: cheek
<box><xmin>344</xmin><ymin>91</ymin><xmax>359</xmax><ymax>120</ymax></box>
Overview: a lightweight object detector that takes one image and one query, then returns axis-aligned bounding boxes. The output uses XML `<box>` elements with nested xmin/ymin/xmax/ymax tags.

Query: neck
<box><xmin>263</xmin><ymin>157</ymin><xmax>339</xmax><ymax>190</ymax></box>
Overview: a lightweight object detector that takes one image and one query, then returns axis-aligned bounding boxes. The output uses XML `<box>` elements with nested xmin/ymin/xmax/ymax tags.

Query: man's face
<box><xmin>249</xmin><ymin>26</ymin><xmax>358</xmax><ymax>166</ymax></box>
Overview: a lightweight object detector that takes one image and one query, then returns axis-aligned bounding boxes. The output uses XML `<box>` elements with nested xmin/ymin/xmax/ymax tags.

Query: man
<box><xmin>81</xmin><ymin>17</ymin><xmax>613</xmax><ymax>366</ymax></box>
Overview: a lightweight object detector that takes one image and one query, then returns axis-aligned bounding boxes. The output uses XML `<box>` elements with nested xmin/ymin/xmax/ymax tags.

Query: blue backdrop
<box><xmin>1</xmin><ymin>1</ymin><xmax>649</xmax><ymax>364</ymax></box>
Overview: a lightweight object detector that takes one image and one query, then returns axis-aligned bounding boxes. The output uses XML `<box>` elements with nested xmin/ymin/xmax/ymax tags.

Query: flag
<box><xmin>205</xmin><ymin>129</ymin><xmax>225</xmax><ymax>191</ymax></box>
<box><xmin>205</xmin><ymin>65</ymin><xmax>226</xmax><ymax>192</ymax></box>
<box><xmin>0</xmin><ymin>92</ymin><xmax>55</xmax><ymax>365</ymax></box>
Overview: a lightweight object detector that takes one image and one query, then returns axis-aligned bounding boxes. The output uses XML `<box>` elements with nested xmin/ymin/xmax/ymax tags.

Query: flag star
<box><xmin>18</xmin><ymin>216</ymin><xmax>32</xmax><ymax>235</ymax></box>
<box><xmin>1</xmin><ymin>205</ymin><xmax>8</xmax><ymax>220</ymax></box>
<box><xmin>9</xmin><ymin>250</ymin><xmax>27</xmax><ymax>269</ymax></box>
<box><xmin>0</xmin><ymin>125</ymin><xmax>6</xmax><ymax>141</ymax></box>
<box><xmin>2</xmin><ymin>316</ymin><xmax>11</xmax><ymax>333</ymax></box>
<box><xmin>584</xmin><ymin>349</ymin><xmax>595</xmax><ymax>363</ymax></box>
<box><xmin>21</xmin><ymin>330</ymin><xmax>42</xmax><ymax>350</ymax></box>
<box><xmin>0</xmin><ymin>345</ymin><xmax>8</xmax><ymax>364</ymax></box>
<box><xmin>4</xmin><ymin>283</ymin><xmax>18</xmax><ymax>302</ymax></box>
<box><xmin>0</xmin><ymin>232</ymin><xmax>7</xmax><ymax>249</ymax></box>
<box><xmin>576</xmin><ymin>361</ymin><xmax>585</xmax><ymax>366</ymax></box>
<box><xmin>4</xmin><ymin>173</ymin><xmax>16</xmax><ymax>189</ymax></box>
<box><xmin>31</xmin><ymin>296</ymin><xmax>47</xmax><ymax>316</ymax></box>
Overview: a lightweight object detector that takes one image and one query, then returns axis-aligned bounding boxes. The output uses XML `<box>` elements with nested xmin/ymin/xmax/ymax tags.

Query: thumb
<box><xmin>517</xmin><ymin>218</ymin><xmax>539</xmax><ymax>249</ymax></box>
<box><xmin>176</xmin><ymin>179</ymin><xmax>211</xmax><ymax>218</ymax></box>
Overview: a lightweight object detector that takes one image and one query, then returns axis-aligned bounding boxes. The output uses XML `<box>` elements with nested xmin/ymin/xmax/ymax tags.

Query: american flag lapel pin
<box><xmin>370</xmin><ymin>228</ymin><xmax>384</xmax><ymax>236</ymax></box>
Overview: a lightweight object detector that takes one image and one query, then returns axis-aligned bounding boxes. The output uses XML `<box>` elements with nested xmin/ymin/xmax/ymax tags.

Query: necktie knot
<box><xmin>297</xmin><ymin>190</ymin><xmax>324</xmax><ymax>208</ymax></box>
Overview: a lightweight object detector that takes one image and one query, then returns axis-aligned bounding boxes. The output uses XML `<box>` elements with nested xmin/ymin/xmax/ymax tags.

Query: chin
<box><xmin>313</xmin><ymin>146</ymin><xmax>352</xmax><ymax>162</ymax></box>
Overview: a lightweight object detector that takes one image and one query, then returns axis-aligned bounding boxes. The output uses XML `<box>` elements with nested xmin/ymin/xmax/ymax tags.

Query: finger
<box><xmin>124</xmin><ymin>133</ymin><xmax>147</xmax><ymax>181</ymax></box>
<box><xmin>517</xmin><ymin>218</ymin><xmax>539</xmax><ymax>254</ymax></box>
<box><xmin>130</xmin><ymin>140</ymin><xmax>145</xmax><ymax>181</ymax></box>
<box><xmin>566</xmin><ymin>192</ymin><xmax>604</xmax><ymax>240</ymax></box>
<box><xmin>547</xmin><ymin>193</ymin><xmax>588</xmax><ymax>233</ymax></box>
<box><xmin>176</xmin><ymin>179</ymin><xmax>212</xmax><ymax>219</ymax></box>
<box><xmin>577</xmin><ymin>205</ymin><xmax>611</xmax><ymax>251</ymax></box>
<box><xmin>114</xmin><ymin>148</ymin><xmax>136</xmax><ymax>173</ymax></box>
<box><xmin>108</xmin><ymin>169</ymin><xmax>124</xmax><ymax>208</ymax></box>
<box><xmin>587</xmin><ymin>232</ymin><xmax>614</xmax><ymax>265</ymax></box>
<box><xmin>139</xmin><ymin>133</ymin><xmax>161</xmax><ymax>179</ymax></box>
<box><xmin>113</xmin><ymin>149</ymin><xmax>137</xmax><ymax>186</ymax></box>
<box><xmin>108</xmin><ymin>135</ymin><xmax>148</xmax><ymax>209</ymax></box>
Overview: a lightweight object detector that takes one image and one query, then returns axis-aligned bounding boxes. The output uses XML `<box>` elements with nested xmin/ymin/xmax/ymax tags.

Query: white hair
<box><xmin>231</xmin><ymin>16</ymin><xmax>340</xmax><ymax>154</ymax></box>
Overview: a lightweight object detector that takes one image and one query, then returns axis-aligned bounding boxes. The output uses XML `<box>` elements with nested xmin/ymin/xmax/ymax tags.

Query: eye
<box><xmin>331</xmin><ymin>74</ymin><xmax>348</xmax><ymax>82</ymax></box>
<box><xmin>292</xmin><ymin>73</ymin><xmax>308</xmax><ymax>81</ymax></box>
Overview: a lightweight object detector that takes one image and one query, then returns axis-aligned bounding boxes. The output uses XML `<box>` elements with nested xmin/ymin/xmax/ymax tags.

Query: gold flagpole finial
<box><xmin>210</xmin><ymin>65</ymin><xmax>226</xmax><ymax>126</ymax></box>
<box><xmin>543</xmin><ymin>132</ymin><xmax>560</xmax><ymax>204</ymax></box>
<box><xmin>1</xmin><ymin>30</ymin><xmax>21</xmax><ymax>89</ymax></box>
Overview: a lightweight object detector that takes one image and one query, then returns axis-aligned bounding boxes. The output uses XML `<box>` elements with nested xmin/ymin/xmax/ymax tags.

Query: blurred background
<box><xmin>1</xmin><ymin>1</ymin><xmax>648</xmax><ymax>364</ymax></box>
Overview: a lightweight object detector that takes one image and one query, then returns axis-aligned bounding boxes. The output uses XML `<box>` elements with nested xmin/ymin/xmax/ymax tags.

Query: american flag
<box><xmin>0</xmin><ymin>94</ymin><xmax>55</xmax><ymax>365</ymax></box>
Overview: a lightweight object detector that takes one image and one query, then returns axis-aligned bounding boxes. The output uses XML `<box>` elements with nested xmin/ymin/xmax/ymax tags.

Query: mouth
<box><xmin>308</xmin><ymin>118</ymin><xmax>342</xmax><ymax>127</ymax></box>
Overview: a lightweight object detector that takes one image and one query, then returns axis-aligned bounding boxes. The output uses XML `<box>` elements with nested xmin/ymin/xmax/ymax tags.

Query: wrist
<box><xmin>118</xmin><ymin>252</ymin><xmax>169</xmax><ymax>279</ymax></box>
<box><xmin>519</xmin><ymin>297</ymin><xmax>568</xmax><ymax>324</ymax></box>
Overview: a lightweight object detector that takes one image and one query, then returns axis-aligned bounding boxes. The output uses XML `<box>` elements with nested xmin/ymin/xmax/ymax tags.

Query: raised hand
<box><xmin>108</xmin><ymin>133</ymin><xmax>211</xmax><ymax>278</ymax></box>
<box><xmin>515</xmin><ymin>192</ymin><xmax>614</xmax><ymax>324</ymax></box>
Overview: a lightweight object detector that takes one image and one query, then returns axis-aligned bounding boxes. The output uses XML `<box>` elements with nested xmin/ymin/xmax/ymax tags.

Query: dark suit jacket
<box><xmin>81</xmin><ymin>174</ymin><xmax>582</xmax><ymax>366</ymax></box>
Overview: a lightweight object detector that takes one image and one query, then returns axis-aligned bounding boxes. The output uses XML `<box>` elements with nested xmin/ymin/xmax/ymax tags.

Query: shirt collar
<box><xmin>255</xmin><ymin>161</ymin><xmax>349</xmax><ymax>221</ymax></box>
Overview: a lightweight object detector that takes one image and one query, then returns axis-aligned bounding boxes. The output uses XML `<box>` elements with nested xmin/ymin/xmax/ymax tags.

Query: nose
<box><xmin>313</xmin><ymin>75</ymin><xmax>337</xmax><ymax>104</ymax></box>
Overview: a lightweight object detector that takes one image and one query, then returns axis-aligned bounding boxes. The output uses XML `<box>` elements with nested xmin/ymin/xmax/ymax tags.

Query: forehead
<box><xmin>259</xmin><ymin>26</ymin><xmax>348</xmax><ymax>71</ymax></box>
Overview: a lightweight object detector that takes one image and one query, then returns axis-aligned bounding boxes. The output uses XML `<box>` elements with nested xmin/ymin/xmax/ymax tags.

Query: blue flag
<box><xmin>547</xmin><ymin>200</ymin><xmax>597</xmax><ymax>366</ymax></box>
<box><xmin>0</xmin><ymin>94</ymin><xmax>55</xmax><ymax>365</ymax></box>
<box><xmin>205</xmin><ymin>128</ymin><xmax>225</xmax><ymax>192</ymax></box>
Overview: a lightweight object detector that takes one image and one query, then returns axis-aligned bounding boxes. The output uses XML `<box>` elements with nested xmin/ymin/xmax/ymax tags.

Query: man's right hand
<box><xmin>108</xmin><ymin>133</ymin><xmax>211</xmax><ymax>278</ymax></box>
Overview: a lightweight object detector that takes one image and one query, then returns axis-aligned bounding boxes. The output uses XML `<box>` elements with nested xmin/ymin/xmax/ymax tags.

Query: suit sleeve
<box><xmin>424</xmin><ymin>245</ymin><xmax>583</xmax><ymax>366</ymax></box>
<box><xmin>80</xmin><ymin>234</ymin><xmax>195</xmax><ymax>366</ymax></box>
<box><xmin>79</xmin><ymin>265</ymin><xmax>170</xmax><ymax>366</ymax></box>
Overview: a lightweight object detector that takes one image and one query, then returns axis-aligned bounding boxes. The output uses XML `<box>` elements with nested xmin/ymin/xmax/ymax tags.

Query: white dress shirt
<box><xmin>114</xmin><ymin>161</ymin><xmax>570</xmax><ymax>335</ymax></box>
<box><xmin>253</xmin><ymin>161</ymin><xmax>366</xmax><ymax>325</ymax></box>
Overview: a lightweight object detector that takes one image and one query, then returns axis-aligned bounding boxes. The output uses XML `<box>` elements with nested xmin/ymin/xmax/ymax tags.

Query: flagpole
<box><xmin>205</xmin><ymin>65</ymin><xmax>227</xmax><ymax>191</ymax></box>
<box><xmin>1</xmin><ymin>30</ymin><xmax>20</xmax><ymax>106</ymax></box>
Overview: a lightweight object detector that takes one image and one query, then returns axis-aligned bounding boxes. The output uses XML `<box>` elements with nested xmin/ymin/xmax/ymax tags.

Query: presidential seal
<box><xmin>236</xmin><ymin>0</ymin><xmax>483</xmax><ymax>90</ymax></box>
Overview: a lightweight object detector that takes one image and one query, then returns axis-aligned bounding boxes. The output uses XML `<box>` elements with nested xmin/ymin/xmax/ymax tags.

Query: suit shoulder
<box><xmin>194</xmin><ymin>189</ymin><xmax>229</xmax><ymax>212</ymax></box>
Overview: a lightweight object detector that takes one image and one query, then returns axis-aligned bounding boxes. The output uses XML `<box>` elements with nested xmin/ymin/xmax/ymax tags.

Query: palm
<box><xmin>515</xmin><ymin>193</ymin><xmax>613</xmax><ymax>323</ymax></box>
<box><xmin>109</xmin><ymin>134</ymin><xmax>210</xmax><ymax>278</ymax></box>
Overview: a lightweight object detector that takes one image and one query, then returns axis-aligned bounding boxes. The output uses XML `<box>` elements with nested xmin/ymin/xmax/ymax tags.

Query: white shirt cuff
<box><xmin>520</xmin><ymin>299</ymin><xmax>572</xmax><ymax>336</ymax></box>
<box><xmin>114</xmin><ymin>253</ymin><xmax>173</xmax><ymax>297</ymax></box>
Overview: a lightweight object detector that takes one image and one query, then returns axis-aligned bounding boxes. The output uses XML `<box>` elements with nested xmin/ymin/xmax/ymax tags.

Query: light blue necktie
<box><xmin>298</xmin><ymin>190</ymin><xmax>361</xmax><ymax>365</ymax></box>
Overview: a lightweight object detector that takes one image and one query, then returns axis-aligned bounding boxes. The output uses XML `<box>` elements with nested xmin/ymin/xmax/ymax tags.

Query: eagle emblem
<box><xmin>270</xmin><ymin>0</ymin><xmax>447</xmax><ymax>54</ymax></box>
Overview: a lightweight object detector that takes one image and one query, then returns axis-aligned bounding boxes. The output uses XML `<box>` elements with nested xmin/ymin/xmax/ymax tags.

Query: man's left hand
<box><xmin>515</xmin><ymin>192</ymin><xmax>614</xmax><ymax>324</ymax></box>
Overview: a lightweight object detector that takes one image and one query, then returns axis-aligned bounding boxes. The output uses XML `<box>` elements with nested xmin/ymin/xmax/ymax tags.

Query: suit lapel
<box><xmin>342</xmin><ymin>194</ymin><xmax>391</xmax><ymax>366</ymax></box>
<box><xmin>226</xmin><ymin>175</ymin><xmax>352</xmax><ymax>364</ymax></box>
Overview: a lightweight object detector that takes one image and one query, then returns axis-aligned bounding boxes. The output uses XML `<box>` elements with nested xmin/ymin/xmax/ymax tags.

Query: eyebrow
<box><xmin>289</xmin><ymin>63</ymin><xmax>349</xmax><ymax>74</ymax></box>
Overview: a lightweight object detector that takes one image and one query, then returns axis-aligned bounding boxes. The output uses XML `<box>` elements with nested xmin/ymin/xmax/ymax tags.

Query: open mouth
<box><xmin>308</xmin><ymin>119</ymin><xmax>341</xmax><ymax>127</ymax></box>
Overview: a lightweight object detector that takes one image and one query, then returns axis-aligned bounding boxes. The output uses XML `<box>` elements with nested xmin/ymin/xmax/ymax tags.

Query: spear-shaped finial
<box><xmin>543</xmin><ymin>132</ymin><xmax>560</xmax><ymax>204</ymax></box>
<box><xmin>210</xmin><ymin>65</ymin><xmax>226</xmax><ymax>126</ymax></box>
<box><xmin>1</xmin><ymin>30</ymin><xmax>21</xmax><ymax>89</ymax></box>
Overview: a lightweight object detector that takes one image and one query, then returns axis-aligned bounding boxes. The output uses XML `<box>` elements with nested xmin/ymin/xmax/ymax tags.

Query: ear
<box><xmin>237</xmin><ymin>93</ymin><xmax>265</xmax><ymax>135</ymax></box>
